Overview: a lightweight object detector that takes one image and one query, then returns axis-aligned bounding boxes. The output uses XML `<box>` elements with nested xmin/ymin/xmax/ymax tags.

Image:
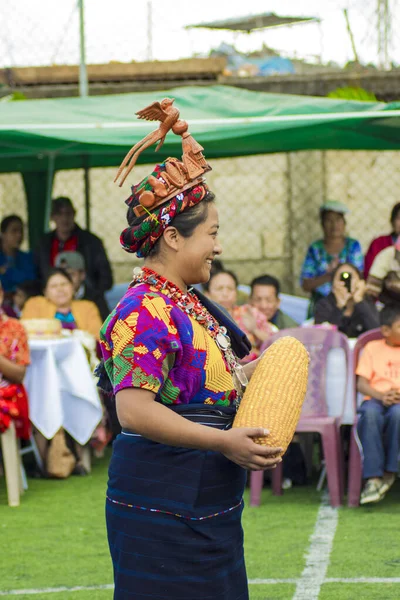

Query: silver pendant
<box><xmin>234</xmin><ymin>365</ymin><xmax>248</xmax><ymax>387</ymax></box>
<box><xmin>216</xmin><ymin>332</ymin><xmax>230</xmax><ymax>350</ymax></box>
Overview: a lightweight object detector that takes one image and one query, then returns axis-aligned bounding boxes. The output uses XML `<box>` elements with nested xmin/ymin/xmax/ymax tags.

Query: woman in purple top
<box><xmin>98</xmin><ymin>99</ymin><xmax>281</xmax><ymax>600</ymax></box>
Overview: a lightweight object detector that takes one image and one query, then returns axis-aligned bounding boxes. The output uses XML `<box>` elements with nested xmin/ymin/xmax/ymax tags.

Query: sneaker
<box><xmin>380</xmin><ymin>473</ymin><xmax>396</xmax><ymax>496</ymax></box>
<box><xmin>360</xmin><ymin>478</ymin><xmax>383</xmax><ymax>505</ymax></box>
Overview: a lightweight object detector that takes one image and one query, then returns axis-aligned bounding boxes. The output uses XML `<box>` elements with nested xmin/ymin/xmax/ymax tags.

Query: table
<box><xmin>24</xmin><ymin>337</ymin><xmax>103</xmax><ymax>445</ymax></box>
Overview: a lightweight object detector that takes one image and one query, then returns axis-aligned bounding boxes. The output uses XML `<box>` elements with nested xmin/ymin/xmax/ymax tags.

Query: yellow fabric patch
<box><xmin>204</xmin><ymin>398</ymin><xmax>215</xmax><ymax>405</ymax></box>
<box><xmin>111</xmin><ymin>319</ymin><xmax>135</xmax><ymax>357</ymax></box>
<box><xmin>135</xmin><ymin>345</ymin><xmax>149</xmax><ymax>355</ymax></box>
<box><xmin>140</xmin><ymin>380</ymin><xmax>161</xmax><ymax>393</ymax></box>
<box><xmin>125</xmin><ymin>311</ymin><xmax>139</xmax><ymax>329</ymax></box>
<box><xmin>153</xmin><ymin>348</ymin><xmax>162</xmax><ymax>360</ymax></box>
<box><xmin>190</xmin><ymin>318</ymin><xmax>235</xmax><ymax>394</ymax></box>
<box><xmin>142</xmin><ymin>295</ymin><xmax>178</xmax><ymax>335</ymax></box>
<box><xmin>101</xmin><ymin>338</ymin><xmax>111</xmax><ymax>352</ymax></box>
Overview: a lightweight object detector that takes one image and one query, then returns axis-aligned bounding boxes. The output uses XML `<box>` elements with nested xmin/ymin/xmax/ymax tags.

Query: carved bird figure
<box><xmin>114</xmin><ymin>98</ymin><xmax>180</xmax><ymax>186</ymax></box>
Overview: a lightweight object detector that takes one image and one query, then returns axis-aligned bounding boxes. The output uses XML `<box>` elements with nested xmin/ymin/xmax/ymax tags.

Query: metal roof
<box><xmin>187</xmin><ymin>12</ymin><xmax>320</xmax><ymax>33</ymax></box>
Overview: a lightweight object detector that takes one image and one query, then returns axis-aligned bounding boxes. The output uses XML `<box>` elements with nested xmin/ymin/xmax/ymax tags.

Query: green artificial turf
<box><xmin>249</xmin><ymin>584</ymin><xmax>296</xmax><ymax>600</ymax></box>
<box><xmin>327</xmin><ymin>481</ymin><xmax>400</xmax><ymax>579</ymax></box>
<box><xmin>243</xmin><ymin>486</ymin><xmax>321</xmax><ymax>580</ymax></box>
<box><xmin>0</xmin><ymin>452</ymin><xmax>112</xmax><ymax>591</ymax></box>
<box><xmin>2</xmin><ymin>451</ymin><xmax>400</xmax><ymax>600</ymax></box>
<box><xmin>320</xmin><ymin>583</ymin><xmax>400</xmax><ymax>600</ymax></box>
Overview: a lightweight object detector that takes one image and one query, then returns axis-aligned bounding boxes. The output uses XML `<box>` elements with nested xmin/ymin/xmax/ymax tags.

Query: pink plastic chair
<box><xmin>249</xmin><ymin>327</ymin><xmax>350</xmax><ymax>508</ymax></box>
<box><xmin>347</xmin><ymin>328</ymin><xmax>383</xmax><ymax>507</ymax></box>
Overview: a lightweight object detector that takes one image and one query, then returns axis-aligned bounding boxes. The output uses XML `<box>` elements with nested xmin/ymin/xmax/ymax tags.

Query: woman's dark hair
<box><xmin>331</xmin><ymin>262</ymin><xmax>363</xmax><ymax>283</ymax></box>
<box><xmin>126</xmin><ymin>191</ymin><xmax>216</xmax><ymax>257</ymax></box>
<box><xmin>390</xmin><ymin>203</ymin><xmax>400</xmax><ymax>227</ymax></box>
<box><xmin>0</xmin><ymin>215</ymin><xmax>23</xmax><ymax>234</ymax></box>
<box><xmin>16</xmin><ymin>279</ymin><xmax>42</xmax><ymax>298</ymax></box>
<box><xmin>43</xmin><ymin>267</ymin><xmax>73</xmax><ymax>292</ymax></box>
<box><xmin>204</xmin><ymin>268</ymin><xmax>239</xmax><ymax>292</ymax></box>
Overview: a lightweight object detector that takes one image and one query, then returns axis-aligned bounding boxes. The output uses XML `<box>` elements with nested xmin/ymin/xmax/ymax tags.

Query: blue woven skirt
<box><xmin>106</xmin><ymin>405</ymin><xmax>248</xmax><ymax>600</ymax></box>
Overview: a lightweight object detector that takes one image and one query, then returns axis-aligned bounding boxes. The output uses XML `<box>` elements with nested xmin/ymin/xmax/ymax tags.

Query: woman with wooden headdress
<box><xmin>99</xmin><ymin>99</ymin><xmax>282</xmax><ymax>600</ymax></box>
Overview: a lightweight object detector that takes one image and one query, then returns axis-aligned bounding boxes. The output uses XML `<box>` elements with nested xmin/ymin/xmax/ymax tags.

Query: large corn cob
<box><xmin>233</xmin><ymin>336</ymin><xmax>309</xmax><ymax>455</ymax></box>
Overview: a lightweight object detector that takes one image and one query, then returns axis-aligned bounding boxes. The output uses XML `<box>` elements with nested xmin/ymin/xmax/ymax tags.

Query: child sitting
<box><xmin>356</xmin><ymin>304</ymin><xmax>400</xmax><ymax>504</ymax></box>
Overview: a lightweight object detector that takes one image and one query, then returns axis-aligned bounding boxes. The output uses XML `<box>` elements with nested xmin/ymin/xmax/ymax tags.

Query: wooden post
<box><xmin>1</xmin><ymin>422</ymin><xmax>20</xmax><ymax>507</ymax></box>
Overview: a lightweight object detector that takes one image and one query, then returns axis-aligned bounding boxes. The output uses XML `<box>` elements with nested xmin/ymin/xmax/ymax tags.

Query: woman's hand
<box><xmin>352</xmin><ymin>279</ymin><xmax>366</xmax><ymax>304</ymax></box>
<box><xmin>332</xmin><ymin>280</ymin><xmax>351</xmax><ymax>309</ymax></box>
<box><xmin>240</xmin><ymin>306</ymin><xmax>257</xmax><ymax>334</ymax></box>
<box><xmin>218</xmin><ymin>427</ymin><xmax>283</xmax><ymax>470</ymax></box>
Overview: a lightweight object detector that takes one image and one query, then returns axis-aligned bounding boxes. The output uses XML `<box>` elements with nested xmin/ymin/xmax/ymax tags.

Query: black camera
<box><xmin>340</xmin><ymin>271</ymin><xmax>352</xmax><ymax>292</ymax></box>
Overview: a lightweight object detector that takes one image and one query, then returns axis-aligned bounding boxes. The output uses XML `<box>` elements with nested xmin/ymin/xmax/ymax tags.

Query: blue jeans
<box><xmin>357</xmin><ymin>399</ymin><xmax>400</xmax><ymax>479</ymax></box>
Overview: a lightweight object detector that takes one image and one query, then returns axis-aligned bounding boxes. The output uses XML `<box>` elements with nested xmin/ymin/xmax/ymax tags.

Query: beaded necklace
<box><xmin>131</xmin><ymin>266</ymin><xmax>248</xmax><ymax>398</ymax></box>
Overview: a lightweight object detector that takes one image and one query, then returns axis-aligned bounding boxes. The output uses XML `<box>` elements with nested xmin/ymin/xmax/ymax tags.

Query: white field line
<box><xmin>2</xmin><ymin>578</ymin><xmax>400</xmax><ymax>596</ymax></box>
<box><xmin>326</xmin><ymin>578</ymin><xmax>400</xmax><ymax>583</ymax></box>
<box><xmin>0</xmin><ymin>585</ymin><xmax>113</xmax><ymax>596</ymax></box>
<box><xmin>249</xmin><ymin>578</ymin><xmax>400</xmax><ymax>585</ymax></box>
<box><xmin>249</xmin><ymin>578</ymin><xmax>298</xmax><ymax>584</ymax></box>
<box><xmin>292</xmin><ymin>493</ymin><xmax>339</xmax><ymax>600</ymax></box>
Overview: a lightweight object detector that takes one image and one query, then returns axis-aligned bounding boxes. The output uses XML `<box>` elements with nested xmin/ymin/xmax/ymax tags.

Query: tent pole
<box><xmin>79</xmin><ymin>0</ymin><xmax>88</xmax><ymax>97</ymax></box>
<box><xmin>44</xmin><ymin>154</ymin><xmax>55</xmax><ymax>233</ymax></box>
<box><xmin>84</xmin><ymin>165</ymin><xmax>90</xmax><ymax>230</ymax></box>
<box><xmin>22</xmin><ymin>160</ymin><xmax>55</xmax><ymax>249</ymax></box>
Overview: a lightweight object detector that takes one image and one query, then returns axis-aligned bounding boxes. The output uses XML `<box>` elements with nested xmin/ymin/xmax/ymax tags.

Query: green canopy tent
<box><xmin>1</xmin><ymin>85</ymin><xmax>400</xmax><ymax>245</ymax></box>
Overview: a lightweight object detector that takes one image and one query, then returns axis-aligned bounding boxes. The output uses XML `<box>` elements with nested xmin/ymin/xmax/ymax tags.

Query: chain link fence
<box><xmin>2</xmin><ymin>1</ymin><xmax>400</xmax><ymax>71</ymax></box>
<box><xmin>0</xmin><ymin>150</ymin><xmax>399</xmax><ymax>295</ymax></box>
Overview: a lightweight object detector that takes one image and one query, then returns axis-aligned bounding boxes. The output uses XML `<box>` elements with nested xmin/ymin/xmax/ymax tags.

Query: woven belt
<box><xmin>122</xmin><ymin>405</ymin><xmax>235</xmax><ymax>434</ymax></box>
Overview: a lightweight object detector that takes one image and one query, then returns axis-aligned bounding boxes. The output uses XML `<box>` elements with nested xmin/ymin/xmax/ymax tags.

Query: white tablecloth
<box><xmin>24</xmin><ymin>337</ymin><xmax>103</xmax><ymax>445</ymax></box>
<box><xmin>326</xmin><ymin>338</ymin><xmax>357</xmax><ymax>425</ymax></box>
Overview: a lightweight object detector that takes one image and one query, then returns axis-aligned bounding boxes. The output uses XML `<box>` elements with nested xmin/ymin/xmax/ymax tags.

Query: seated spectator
<box><xmin>364</xmin><ymin>202</ymin><xmax>400</xmax><ymax>279</ymax></box>
<box><xmin>250</xmin><ymin>274</ymin><xmax>298</xmax><ymax>329</ymax></box>
<box><xmin>22</xmin><ymin>270</ymin><xmax>104</xmax><ymax>476</ymax></box>
<box><xmin>315</xmin><ymin>263</ymin><xmax>379</xmax><ymax>337</ymax></box>
<box><xmin>0</xmin><ymin>281</ymin><xmax>30</xmax><ymax>441</ymax></box>
<box><xmin>366</xmin><ymin>236</ymin><xmax>400</xmax><ymax>306</ymax></box>
<box><xmin>35</xmin><ymin>197</ymin><xmax>113</xmax><ymax>296</ymax></box>
<box><xmin>0</xmin><ymin>215</ymin><xmax>36</xmax><ymax>299</ymax></box>
<box><xmin>13</xmin><ymin>280</ymin><xmax>42</xmax><ymax>317</ymax></box>
<box><xmin>356</xmin><ymin>304</ymin><xmax>400</xmax><ymax>504</ymax></box>
<box><xmin>21</xmin><ymin>268</ymin><xmax>102</xmax><ymax>339</ymax></box>
<box><xmin>55</xmin><ymin>251</ymin><xmax>110</xmax><ymax>321</ymax></box>
<box><xmin>206</xmin><ymin>269</ymin><xmax>274</xmax><ymax>362</ymax></box>
<box><xmin>300</xmin><ymin>201</ymin><xmax>363</xmax><ymax>317</ymax></box>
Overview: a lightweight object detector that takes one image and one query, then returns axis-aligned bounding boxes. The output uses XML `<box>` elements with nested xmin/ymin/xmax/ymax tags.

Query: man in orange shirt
<box><xmin>356</xmin><ymin>304</ymin><xmax>400</xmax><ymax>504</ymax></box>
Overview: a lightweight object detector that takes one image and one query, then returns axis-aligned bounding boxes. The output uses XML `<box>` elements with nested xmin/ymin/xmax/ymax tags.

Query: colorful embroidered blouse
<box><xmin>100</xmin><ymin>284</ymin><xmax>237</xmax><ymax>407</ymax></box>
<box><xmin>0</xmin><ymin>313</ymin><xmax>31</xmax><ymax>439</ymax></box>
<box><xmin>0</xmin><ymin>313</ymin><xmax>30</xmax><ymax>387</ymax></box>
<box><xmin>300</xmin><ymin>237</ymin><xmax>364</xmax><ymax>298</ymax></box>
